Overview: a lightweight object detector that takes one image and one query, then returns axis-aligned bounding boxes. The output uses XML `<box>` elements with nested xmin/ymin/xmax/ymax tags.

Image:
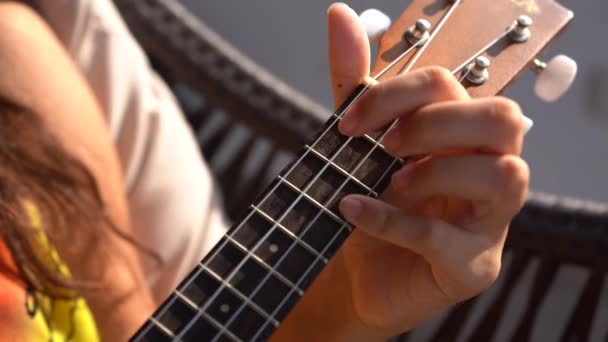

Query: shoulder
<box><xmin>0</xmin><ymin>2</ymin><xmax>128</xmax><ymax>228</ymax></box>
<box><xmin>0</xmin><ymin>1</ymin><xmax>50</xmax><ymax>36</ymax></box>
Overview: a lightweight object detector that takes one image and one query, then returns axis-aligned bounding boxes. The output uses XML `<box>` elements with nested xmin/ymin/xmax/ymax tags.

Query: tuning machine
<box><xmin>509</xmin><ymin>15</ymin><xmax>533</xmax><ymax>43</ymax></box>
<box><xmin>463</xmin><ymin>56</ymin><xmax>491</xmax><ymax>85</ymax></box>
<box><xmin>359</xmin><ymin>9</ymin><xmax>392</xmax><ymax>43</ymax></box>
<box><xmin>404</xmin><ymin>19</ymin><xmax>431</xmax><ymax>45</ymax></box>
<box><xmin>532</xmin><ymin>55</ymin><xmax>578</xmax><ymax>102</ymax></box>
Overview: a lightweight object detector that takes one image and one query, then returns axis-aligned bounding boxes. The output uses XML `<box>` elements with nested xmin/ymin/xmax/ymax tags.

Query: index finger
<box><xmin>338</xmin><ymin>66</ymin><xmax>470</xmax><ymax>136</ymax></box>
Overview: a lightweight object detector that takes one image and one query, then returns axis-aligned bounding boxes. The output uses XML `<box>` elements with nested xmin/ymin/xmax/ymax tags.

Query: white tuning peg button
<box><xmin>533</xmin><ymin>55</ymin><xmax>578</xmax><ymax>102</ymax></box>
<box><xmin>359</xmin><ymin>9</ymin><xmax>391</xmax><ymax>44</ymax></box>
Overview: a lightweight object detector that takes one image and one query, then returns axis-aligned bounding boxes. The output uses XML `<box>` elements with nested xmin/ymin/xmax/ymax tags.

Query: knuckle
<box><xmin>485</xmin><ymin>97</ymin><xmax>524</xmax><ymax>152</ymax></box>
<box><xmin>418</xmin><ymin>218</ymin><xmax>447</xmax><ymax>254</ymax></box>
<box><xmin>474</xmin><ymin>254</ymin><xmax>502</xmax><ymax>291</ymax></box>
<box><xmin>360</xmin><ymin>81</ymin><xmax>385</xmax><ymax>114</ymax></box>
<box><xmin>488</xmin><ymin>97</ymin><xmax>523</xmax><ymax>133</ymax></box>
<box><xmin>422</xmin><ymin>66</ymin><xmax>461</xmax><ymax>99</ymax></box>
<box><xmin>375</xmin><ymin>207</ymin><xmax>395</xmax><ymax>237</ymax></box>
<box><xmin>494</xmin><ymin>156</ymin><xmax>530</xmax><ymax>207</ymax></box>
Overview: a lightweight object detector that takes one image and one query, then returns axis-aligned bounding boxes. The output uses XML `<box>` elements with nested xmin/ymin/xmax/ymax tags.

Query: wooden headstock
<box><xmin>371</xmin><ymin>0</ymin><xmax>573</xmax><ymax>98</ymax></box>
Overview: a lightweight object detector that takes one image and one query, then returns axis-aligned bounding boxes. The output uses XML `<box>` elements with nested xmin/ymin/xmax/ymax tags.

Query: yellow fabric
<box><xmin>22</xmin><ymin>201</ymin><xmax>99</xmax><ymax>342</ymax></box>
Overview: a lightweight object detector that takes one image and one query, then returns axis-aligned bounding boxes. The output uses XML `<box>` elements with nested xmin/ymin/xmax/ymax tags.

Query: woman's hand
<box><xmin>274</xmin><ymin>3</ymin><xmax>529</xmax><ymax>341</ymax></box>
<box><xmin>337</xmin><ymin>76</ymin><xmax>528</xmax><ymax>333</ymax></box>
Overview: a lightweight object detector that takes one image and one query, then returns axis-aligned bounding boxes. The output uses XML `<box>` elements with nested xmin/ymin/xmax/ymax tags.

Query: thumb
<box><xmin>328</xmin><ymin>3</ymin><xmax>371</xmax><ymax>108</ymax></box>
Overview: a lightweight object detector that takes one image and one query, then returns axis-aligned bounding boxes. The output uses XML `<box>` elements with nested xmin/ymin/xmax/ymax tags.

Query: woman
<box><xmin>0</xmin><ymin>0</ymin><xmax>227</xmax><ymax>340</ymax></box>
<box><xmin>0</xmin><ymin>1</ymin><xmax>530</xmax><ymax>341</ymax></box>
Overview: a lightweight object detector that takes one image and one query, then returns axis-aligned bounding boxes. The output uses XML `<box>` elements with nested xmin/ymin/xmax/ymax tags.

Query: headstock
<box><xmin>359</xmin><ymin>0</ymin><xmax>575</xmax><ymax>101</ymax></box>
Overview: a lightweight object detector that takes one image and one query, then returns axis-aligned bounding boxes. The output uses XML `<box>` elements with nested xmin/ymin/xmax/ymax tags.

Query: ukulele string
<box><xmin>348</xmin><ymin>0</ymin><xmax>463</xmax><ymax>178</ymax></box>
<box><xmin>170</xmin><ymin>5</ymin><xmax>464</xmax><ymax>342</ymax></box>
<box><xmin>252</xmin><ymin>6</ymin><xmax>480</xmax><ymax>342</ymax></box>
<box><xmin>254</xmin><ymin>16</ymin><xmax>523</xmax><ymax>341</ymax></box>
<box><xmin>399</xmin><ymin>0</ymin><xmax>463</xmax><ymax>76</ymax></box>
<box><xmin>451</xmin><ymin>22</ymin><xmax>516</xmax><ymax>76</ymax></box>
<box><xmin>204</xmin><ymin>43</ymin><xmax>430</xmax><ymax>342</ymax></box>
<box><xmin>458</xmin><ymin>67</ymin><xmax>472</xmax><ymax>83</ymax></box>
<box><xmin>176</xmin><ymin>25</ymin><xmax>432</xmax><ymax>342</ymax></box>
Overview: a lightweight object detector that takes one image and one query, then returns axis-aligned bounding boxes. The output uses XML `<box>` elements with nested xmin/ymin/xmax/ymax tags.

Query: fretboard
<box><xmin>131</xmin><ymin>89</ymin><xmax>404</xmax><ymax>342</ymax></box>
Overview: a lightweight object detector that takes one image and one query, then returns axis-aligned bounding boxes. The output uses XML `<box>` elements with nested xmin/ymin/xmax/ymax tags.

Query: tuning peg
<box><xmin>359</xmin><ymin>9</ymin><xmax>391</xmax><ymax>44</ymax></box>
<box><xmin>533</xmin><ymin>55</ymin><xmax>578</xmax><ymax>102</ymax></box>
<box><xmin>465</xmin><ymin>56</ymin><xmax>491</xmax><ymax>85</ymax></box>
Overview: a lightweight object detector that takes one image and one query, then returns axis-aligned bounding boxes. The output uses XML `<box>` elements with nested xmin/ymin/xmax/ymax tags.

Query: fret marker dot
<box><xmin>269</xmin><ymin>244</ymin><xmax>279</xmax><ymax>254</ymax></box>
<box><xmin>220</xmin><ymin>304</ymin><xmax>230</xmax><ymax>313</ymax></box>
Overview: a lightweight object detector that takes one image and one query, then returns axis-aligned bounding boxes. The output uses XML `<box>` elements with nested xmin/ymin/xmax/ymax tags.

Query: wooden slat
<box><xmin>467</xmin><ymin>252</ymin><xmax>531</xmax><ymax>341</ymax></box>
<box><xmin>560</xmin><ymin>270</ymin><xmax>605</xmax><ymax>342</ymax></box>
<box><xmin>221</xmin><ymin>135</ymin><xmax>256</xmax><ymax>204</ymax></box>
<box><xmin>201</xmin><ymin>117</ymin><xmax>234</xmax><ymax>161</ymax></box>
<box><xmin>429</xmin><ymin>298</ymin><xmax>478</xmax><ymax>342</ymax></box>
<box><xmin>226</xmin><ymin>145</ymin><xmax>278</xmax><ymax>219</ymax></box>
<box><xmin>510</xmin><ymin>259</ymin><xmax>560</xmax><ymax>341</ymax></box>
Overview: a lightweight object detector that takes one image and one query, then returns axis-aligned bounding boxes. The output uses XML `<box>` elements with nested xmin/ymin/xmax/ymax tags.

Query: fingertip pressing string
<box><xmin>163</xmin><ymin>2</ymin><xmax>468</xmax><ymax>341</ymax></box>
<box><xmin>363</xmin><ymin>76</ymin><xmax>379</xmax><ymax>87</ymax></box>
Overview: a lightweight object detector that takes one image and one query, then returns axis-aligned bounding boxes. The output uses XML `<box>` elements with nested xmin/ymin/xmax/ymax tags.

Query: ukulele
<box><xmin>131</xmin><ymin>0</ymin><xmax>576</xmax><ymax>340</ymax></box>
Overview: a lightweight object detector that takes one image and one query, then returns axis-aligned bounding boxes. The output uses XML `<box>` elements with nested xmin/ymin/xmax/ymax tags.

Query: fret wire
<box><xmin>304</xmin><ymin>145</ymin><xmax>378</xmax><ymax>197</ymax></box>
<box><xmin>178</xmin><ymin>111</ymin><xmax>380</xmax><ymax>340</ymax></box>
<box><xmin>250</xmin><ymin>205</ymin><xmax>330</xmax><ymax>264</ymax></box>
<box><xmin>179</xmin><ymin>81</ymin><xmax>405</xmax><ymax>342</ymax></box>
<box><xmin>361</xmin><ymin>133</ymin><xmax>385</xmax><ymax>149</ymax></box>
<box><xmin>225</xmin><ymin>234</ymin><xmax>306</xmax><ymax>295</ymax></box>
<box><xmin>209</xmin><ymin>133</ymin><xmax>393</xmax><ymax>340</ymax></box>
<box><xmin>157</xmin><ymin>243</ymin><xmax>277</xmax><ymax>341</ymax></box>
<box><xmin>331</xmin><ymin>113</ymin><xmax>384</xmax><ymax>148</ymax></box>
<box><xmin>212</xmin><ymin>152</ymin><xmax>398</xmax><ymax>341</ymax></box>
<box><xmin>150</xmin><ymin>109</ymin><xmax>399</xmax><ymax>342</ymax></box>
<box><xmin>173</xmin><ymin>289</ymin><xmax>245</xmax><ymax>341</ymax></box>
<box><xmin>211</xmin><ymin>200</ymin><xmax>339</xmax><ymax>341</ymax></box>
<box><xmin>175</xmin><ymin>289</ymin><xmax>199</xmax><ymax>311</ymax></box>
<box><xmin>140</xmin><ymin>11</ymin><xmax>430</xmax><ymax>340</ymax></box>
<box><xmin>199</xmin><ymin>311</ymin><xmax>241</xmax><ymax>342</ymax></box>
<box><xmin>154</xmin><ymin>20</ymin><xmax>425</xmax><ymax>341</ymax></box>
<box><xmin>149</xmin><ymin>317</ymin><xmax>176</xmax><ymax>338</ymax></box>
<box><xmin>250</xmin><ymin>156</ymin><xmax>401</xmax><ymax>341</ymax></box>
<box><xmin>200</xmin><ymin>264</ymin><xmax>280</xmax><ymax>326</ymax></box>
<box><xmin>275</xmin><ymin>176</ymin><xmax>349</xmax><ymax>230</ymax></box>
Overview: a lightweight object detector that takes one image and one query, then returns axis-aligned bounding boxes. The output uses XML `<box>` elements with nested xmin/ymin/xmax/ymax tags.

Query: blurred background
<box><xmin>170</xmin><ymin>1</ymin><xmax>608</xmax><ymax>341</ymax></box>
<box><xmin>182</xmin><ymin>0</ymin><xmax>608</xmax><ymax>203</ymax></box>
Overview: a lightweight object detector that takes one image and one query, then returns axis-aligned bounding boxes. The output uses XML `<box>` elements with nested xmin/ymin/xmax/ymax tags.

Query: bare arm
<box><xmin>0</xmin><ymin>2</ymin><xmax>155</xmax><ymax>340</ymax></box>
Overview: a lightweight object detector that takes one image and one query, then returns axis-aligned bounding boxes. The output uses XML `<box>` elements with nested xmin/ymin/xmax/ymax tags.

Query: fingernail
<box><xmin>522</xmin><ymin>115</ymin><xmax>534</xmax><ymax>134</ymax></box>
<box><xmin>328</xmin><ymin>2</ymin><xmax>350</xmax><ymax>14</ymax></box>
<box><xmin>391</xmin><ymin>163</ymin><xmax>415</xmax><ymax>188</ymax></box>
<box><xmin>339</xmin><ymin>109</ymin><xmax>359</xmax><ymax>135</ymax></box>
<box><xmin>383</xmin><ymin>128</ymin><xmax>400</xmax><ymax>153</ymax></box>
<box><xmin>340</xmin><ymin>197</ymin><xmax>363</xmax><ymax>221</ymax></box>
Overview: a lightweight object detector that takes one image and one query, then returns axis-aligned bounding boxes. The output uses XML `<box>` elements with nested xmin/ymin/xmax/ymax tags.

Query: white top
<box><xmin>30</xmin><ymin>0</ymin><xmax>229</xmax><ymax>302</ymax></box>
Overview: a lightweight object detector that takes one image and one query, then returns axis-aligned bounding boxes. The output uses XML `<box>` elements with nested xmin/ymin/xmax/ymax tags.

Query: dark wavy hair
<box><xmin>0</xmin><ymin>95</ymin><xmax>159</xmax><ymax>299</ymax></box>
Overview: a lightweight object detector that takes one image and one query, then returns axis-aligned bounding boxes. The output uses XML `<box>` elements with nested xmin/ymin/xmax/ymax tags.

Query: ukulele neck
<box><xmin>131</xmin><ymin>100</ymin><xmax>403</xmax><ymax>341</ymax></box>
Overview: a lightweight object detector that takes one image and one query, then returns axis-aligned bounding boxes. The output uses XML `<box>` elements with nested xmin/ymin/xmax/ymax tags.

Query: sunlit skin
<box><xmin>272</xmin><ymin>3</ymin><xmax>529</xmax><ymax>341</ymax></box>
<box><xmin>0</xmin><ymin>2</ymin><xmax>155</xmax><ymax>340</ymax></box>
<box><xmin>0</xmin><ymin>1</ymin><xmax>528</xmax><ymax>341</ymax></box>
